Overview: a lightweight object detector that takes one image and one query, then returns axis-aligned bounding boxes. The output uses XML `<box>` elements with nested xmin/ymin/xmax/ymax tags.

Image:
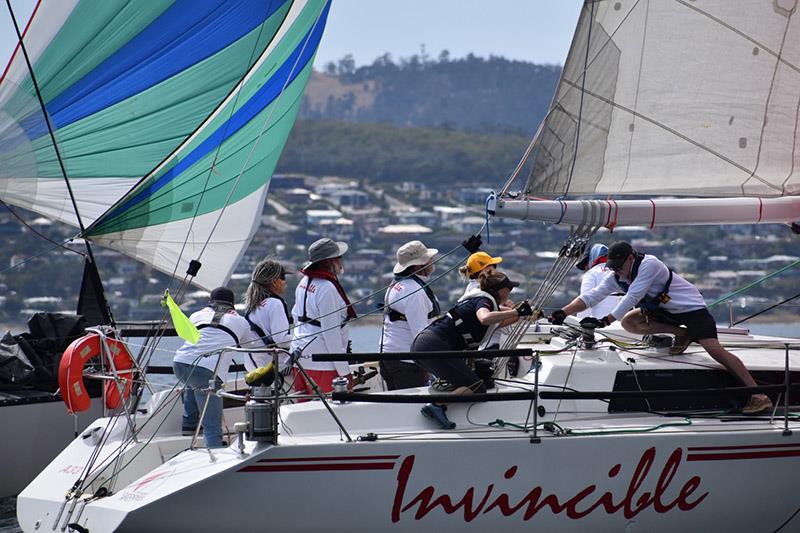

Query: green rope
<box><xmin>563</xmin><ymin>418</ymin><xmax>692</xmax><ymax>436</ymax></box>
<box><xmin>708</xmin><ymin>258</ymin><xmax>800</xmax><ymax>308</ymax></box>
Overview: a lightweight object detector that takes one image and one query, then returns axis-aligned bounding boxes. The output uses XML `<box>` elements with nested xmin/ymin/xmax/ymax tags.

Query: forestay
<box><xmin>0</xmin><ymin>0</ymin><xmax>330</xmax><ymax>289</ymax></box>
<box><xmin>524</xmin><ymin>0</ymin><xmax>800</xmax><ymax>199</ymax></box>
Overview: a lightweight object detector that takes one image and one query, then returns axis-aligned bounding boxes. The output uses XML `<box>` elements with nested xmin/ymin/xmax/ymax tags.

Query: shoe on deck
<box><xmin>742</xmin><ymin>394</ymin><xmax>773</xmax><ymax>415</ymax></box>
<box><xmin>421</xmin><ymin>403</ymin><xmax>456</xmax><ymax>430</ymax></box>
<box><xmin>669</xmin><ymin>330</ymin><xmax>692</xmax><ymax>355</ymax></box>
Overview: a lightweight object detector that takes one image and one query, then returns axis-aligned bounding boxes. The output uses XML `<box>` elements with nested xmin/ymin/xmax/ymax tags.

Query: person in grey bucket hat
<box><xmin>291</xmin><ymin>237</ymin><xmax>354</xmax><ymax>397</ymax></box>
<box><xmin>304</xmin><ymin>238</ymin><xmax>349</xmax><ymax>269</ymax></box>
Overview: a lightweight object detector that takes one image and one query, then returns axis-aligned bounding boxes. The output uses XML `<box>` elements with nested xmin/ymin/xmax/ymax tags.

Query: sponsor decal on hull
<box><xmin>392</xmin><ymin>447</ymin><xmax>706</xmax><ymax>522</ymax></box>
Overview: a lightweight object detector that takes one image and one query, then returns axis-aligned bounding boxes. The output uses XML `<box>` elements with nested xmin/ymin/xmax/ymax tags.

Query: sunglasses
<box><xmin>279</xmin><ymin>269</ymin><xmax>287</xmax><ymax>280</ymax></box>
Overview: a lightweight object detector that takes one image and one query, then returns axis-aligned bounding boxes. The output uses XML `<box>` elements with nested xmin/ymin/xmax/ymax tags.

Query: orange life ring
<box><xmin>58</xmin><ymin>333</ymin><xmax>136</xmax><ymax>413</ymax></box>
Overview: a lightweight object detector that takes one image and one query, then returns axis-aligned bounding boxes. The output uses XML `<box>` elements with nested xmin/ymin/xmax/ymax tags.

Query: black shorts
<box><xmin>379</xmin><ymin>360</ymin><xmax>428</xmax><ymax>390</ymax></box>
<box><xmin>650</xmin><ymin>307</ymin><xmax>717</xmax><ymax>341</ymax></box>
<box><xmin>411</xmin><ymin>329</ymin><xmax>486</xmax><ymax>393</ymax></box>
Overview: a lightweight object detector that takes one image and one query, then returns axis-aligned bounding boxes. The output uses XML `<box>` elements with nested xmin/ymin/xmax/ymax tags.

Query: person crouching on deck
<box><xmin>173</xmin><ymin>287</ymin><xmax>255</xmax><ymax>448</ymax></box>
<box><xmin>549</xmin><ymin>241</ymin><xmax>773</xmax><ymax>415</ymax></box>
<box><xmin>290</xmin><ymin>238</ymin><xmax>355</xmax><ymax>398</ymax></box>
<box><xmin>242</xmin><ymin>258</ymin><xmax>293</xmax><ymax>374</ymax></box>
<box><xmin>412</xmin><ymin>271</ymin><xmax>533</xmax><ymax>429</ymax></box>
<box><xmin>380</xmin><ymin>240</ymin><xmax>440</xmax><ymax>390</ymax></box>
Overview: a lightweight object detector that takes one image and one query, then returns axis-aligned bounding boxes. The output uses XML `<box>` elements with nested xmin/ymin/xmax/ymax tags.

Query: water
<box><xmin>1</xmin><ymin>322</ymin><xmax>795</xmax><ymax>531</ymax></box>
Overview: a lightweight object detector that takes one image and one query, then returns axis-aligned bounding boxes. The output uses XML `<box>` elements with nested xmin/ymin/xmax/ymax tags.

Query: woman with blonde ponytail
<box><xmin>243</xmin><ymin>258</ymin><xmax>293</xmax><ymax>371</ymax></box>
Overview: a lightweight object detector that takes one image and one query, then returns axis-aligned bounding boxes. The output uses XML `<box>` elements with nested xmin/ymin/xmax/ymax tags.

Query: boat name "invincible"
<box><xmin>391</xmin><ymin>447</ymin><xmax>707</xmax><ymax>522</ymax></box>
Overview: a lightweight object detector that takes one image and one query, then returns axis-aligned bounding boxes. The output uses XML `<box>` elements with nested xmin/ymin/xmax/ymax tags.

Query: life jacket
<box><xmin>245</xmin><ymin>293</ymin><xmax>293</xmax><ymax>347</ymax></box>
<box><xmin>615</xmin><ymin>253</ymin><xmax>673</xmax><ymax>312</ymax></box>
<box><xmin>445</xmin><ymin>289</ymin><xmax>499</xmax><ymax>350</ymax></box>
<box><xmin>385</xmin><ymin>274</ymin><xmax>441</xmax><ymax>322</ymax></box>
<box><xmin>196</xmin><ymin>304</ymin><xmax>240</xmax><ymax>346</ymax></box>
<box><xmin>298</xmin><ymin>277</ymin><xmax>351</xmax><ymax>329</ymax></box>
<box><xmin>58</xmin><ymin>333</ymin><xmax>135</xmax><ymax>413</ymax></box>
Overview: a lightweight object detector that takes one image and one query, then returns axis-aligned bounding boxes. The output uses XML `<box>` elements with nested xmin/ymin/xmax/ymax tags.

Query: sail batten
<box><xmin>523</xmin><ymin>0</ymin><xmax>800</xmax><ymax>200</ymax></box>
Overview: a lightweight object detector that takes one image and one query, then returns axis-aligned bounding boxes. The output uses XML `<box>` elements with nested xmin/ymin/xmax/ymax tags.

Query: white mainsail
<box><xmin>497</xmin><ymin>0</ymin><xmax>800</xmax><ymax>226</ymax></box>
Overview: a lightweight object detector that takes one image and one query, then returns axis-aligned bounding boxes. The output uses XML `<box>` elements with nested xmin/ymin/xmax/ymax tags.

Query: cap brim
<box><xmin>606</xmin><ymin>258</ymin><xmax>625</xmax><ymax>269</ymax></box>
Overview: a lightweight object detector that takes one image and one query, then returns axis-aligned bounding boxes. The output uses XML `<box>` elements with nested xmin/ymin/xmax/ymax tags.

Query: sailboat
<box><xmin>14</xmin><ymin>1</ymin><xmax>800</xmax><ymax>531</ymax></box>
<box><xmin>0</xmin><ymin>0</ymin><xmax>331</xmax><ymax>497</ymax></box>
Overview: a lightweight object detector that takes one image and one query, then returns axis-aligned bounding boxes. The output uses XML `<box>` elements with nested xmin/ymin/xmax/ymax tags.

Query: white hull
<box><xmin>17</xmin><ymin>326</ymin><xmax>800</xmax><ymax>531</ymax></box>
<box><xmin>0</xmin><ymin>396</ymin><xmax>103</xmax><ymax>498</ymax></box>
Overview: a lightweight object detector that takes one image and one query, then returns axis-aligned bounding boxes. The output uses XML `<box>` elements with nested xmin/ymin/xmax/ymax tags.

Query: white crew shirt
<box><xmin>580</xmin><ymin>255</ymin><xmax>707</xmax><ymax>319</ymax></box>
<box><xmin>245</xmin><ymin>297</ymin><xmax>293</xmax><ymax>372</ymax></box>
<box><xmin>173</xmin><ymin>306</ymin><xmax>256</xmax><ymax>374</ymax></box>
<box><xmin>576</xmin><ymin>264</ymin><xmax>620</xmax><ymax>319</ymax></box>
<box><xmin>290</xmin><ymin>276</ymin><xmax>350</xmax><ymax>376</ymax></box>
<box><xmin>382</xmin><ymin>276</ymin><xmax>437</xmax><ymax>357</ymax></box>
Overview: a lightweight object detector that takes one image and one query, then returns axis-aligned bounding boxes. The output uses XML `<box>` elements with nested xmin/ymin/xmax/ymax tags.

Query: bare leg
<box><xmin>619</xmin><ymin>309</ymin><xmax>684</xmax><ymax>336</ymax></box>
<box><xmin>697</xmin><ymin>338</ymin><xmax>757</xmax><ymax>387</ymax></box>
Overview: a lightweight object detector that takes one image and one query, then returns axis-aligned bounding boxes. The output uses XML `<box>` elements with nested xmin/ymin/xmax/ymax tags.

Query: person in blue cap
<box><xmin>575</xmin><ymin>243</ymin><xmax>620</xmax><ymax>320</ymax></box>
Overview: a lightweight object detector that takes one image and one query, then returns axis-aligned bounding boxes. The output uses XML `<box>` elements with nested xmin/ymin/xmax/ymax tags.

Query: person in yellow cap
<box><xmin>459</xmin><ymin>251</ymin><xmax>503</xmax><ymax>293</ymax></box>
<box><xmin>459</xmin><ymin>251</ymin><xmax>512</xmax><ymax>348</ymax></box>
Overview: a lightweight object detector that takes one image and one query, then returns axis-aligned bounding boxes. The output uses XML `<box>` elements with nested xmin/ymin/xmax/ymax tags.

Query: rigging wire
<box><xmin>0</xmin><ymin>199</ymin><xmax>85</xmax><ymax>257</ymax></box>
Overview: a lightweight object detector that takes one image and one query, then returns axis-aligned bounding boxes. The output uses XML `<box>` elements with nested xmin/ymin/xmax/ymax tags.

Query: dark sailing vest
<box><xmin>614</xmin><ymin>253</ymin><xmax>673</xmax><ymax>312</ymax></box>
<box><xmin>386</xmin><ymin>274</ymin><xmax>441</xmax><ymax>322</ymax></box>
<box><xmin>196</xmin><ymin>304</ymin><xmax>240</xmax><ymax>346</ymax></box>
<box><xmin>442</xmin><ymin>293</ymin><xmax>497</xmax><ymax>350</ymax></box>
<box><xmin>245</xmin><ymin>293</ymin><xmax>293</xmax><ymax>346</ymax></box>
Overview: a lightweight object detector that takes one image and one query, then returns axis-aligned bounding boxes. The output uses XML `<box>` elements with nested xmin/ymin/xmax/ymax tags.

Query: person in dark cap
<box><xmin>290</xmin><ymin>238</ymin><xmax>355</xmax><ymax>398</ymax></box>
<box><xmin>173</xmin><ymin>286</ymin><xmax>256</xmax><ymax>447</ymax></box>
<box><xmin>412</xmin><ymin>270</ymin><xmax>533</xmax><ymax>429</ymax></box>
<box><xmin>549</xmin><ymin>240</ymin><xmax>772</xmax><ymax>415</ymax></box>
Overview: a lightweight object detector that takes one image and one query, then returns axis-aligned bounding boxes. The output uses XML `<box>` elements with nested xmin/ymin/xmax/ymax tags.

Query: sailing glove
<box><xmin>515</xmin><ymin>301</ymin><xmax>534</xmax><ymax>317</ymax></box>
<box><xmin>549</xmin><ymin>309</ymin><xmax>567</xmax><ymax>325</ymax></box>
<box><xmin>580</xmin><ymin>316</ymin><xmax>611</xmax><ymax>328</ymax></box>
<box><xmin>462</xmin><ymin>234</ymin><xmax>482</xmax><ymax>254</ymax></box>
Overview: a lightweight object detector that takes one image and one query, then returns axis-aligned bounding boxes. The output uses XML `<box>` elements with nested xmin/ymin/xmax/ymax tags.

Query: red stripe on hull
<box><xmin>688</xmin><ymin>443</ymin><xmax>800</xmax><ymax>452</ymax></box>
<box><xmin>239</xmin><ymin>462</ymin><xmax>397</xmax><ymax>472</ymax></box>
<box><xmin>688</xmin><ymin>449</ymin><xmax>800</xmax><ymax>462</ymax></box>
<box><xmin>257</xmin><ymin>455</ymin><xmax>400</xmax><ymax>463</ymax></box>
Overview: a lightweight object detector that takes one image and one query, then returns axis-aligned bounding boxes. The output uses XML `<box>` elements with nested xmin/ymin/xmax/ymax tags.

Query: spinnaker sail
<box><xmin>0</xmin><ymin>0</ymin><xmax>330</xmax><ymax>288</ymax></box>
<box><xmin>522</xmin><ymin>0</ymin><xmax>800</xmax><ymax>200</ymax></box>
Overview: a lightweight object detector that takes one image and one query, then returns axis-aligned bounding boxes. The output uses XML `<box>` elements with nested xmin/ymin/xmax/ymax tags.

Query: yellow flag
<box><xmin>163</xmin><ymin>290</ymin><xmax>200</xmax><ymax>344</ymax></box>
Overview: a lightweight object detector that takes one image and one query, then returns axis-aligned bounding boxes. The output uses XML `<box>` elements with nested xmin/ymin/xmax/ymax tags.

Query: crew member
<box><xmin>290</xmin><ymin>238</ymin><xmax>354</xmax><ymax>397</ymax></box>
<box><xmin>380</xmin><ymin>240</ymin><xmax>439</xmax><ymax>390</ymax></box>
<box><xmin>413</xmin><ymin>271</ymin><xmax>533</xmax><ymax>429</ymax></box>
<box><xmin>459</xmin><ymin>251</ymin><xmax>514</xmax><ymax>349</ymax></box>
<box><xmin>550</xmin><ymin>241</ymin><xmax>772</xmax><ymax>415</ymax></box>
<box><xmin>173</xmin><ymin>287</ymin><xmax>255</xmax><ymax>448</ymax></box>
<box><xmin>243</xmin><ymin>258</ymin><xmax>293</xmax><ymax>373</ymax></box>
<box><xmin>575</xmin><ymin>243</ymin><xmax>619</xmax><ymax>319</ymax></box>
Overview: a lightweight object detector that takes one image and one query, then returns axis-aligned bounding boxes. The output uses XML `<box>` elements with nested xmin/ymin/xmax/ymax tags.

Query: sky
<box><xmin>1</xmin><ymin>1</ymin><xmax>583</xmax><ymax>74</ymax></box>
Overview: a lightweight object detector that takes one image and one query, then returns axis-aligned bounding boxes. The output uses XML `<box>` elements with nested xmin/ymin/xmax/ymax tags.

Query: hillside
<box><xmin>300</xmin><ymin>53</ymin><xmax>561</xmax><ymax>135</ymax></box>
<box><xmin>276</xmin><ymin>119</ymin><xmax>530</xmax><ymax>186</ymax></box>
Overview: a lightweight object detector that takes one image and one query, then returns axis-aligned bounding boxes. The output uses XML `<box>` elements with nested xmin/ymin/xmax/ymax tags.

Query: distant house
<box><xmin>282</xmin><ymin>188</ymin><xmax>313</xmax><ymax>205</ymax></box>
<box><xmin>306</xmin><ymin>209</ymin><xmax>343</xmax><ymax>225</ymax></box>
<box><xmin>330</xmin><ymin>190</ymin><xmax>371</xmax><ymax>210</ymax></box>
<box><xmin>378</xmin><ymin>224</ymin><xmax>433</xmax><ymax>236</ymax></box>
<box><xmin>458</xmin><ymin>187</ymin><xmax>494</xmax><ymax>206</ymax></box>
<box><xmin>270</xmin><ymin>174</ymin><xmax>308</xmax><ymax>189</ymax></box>
<box><xmin>433</xmin><ymin>206</ymin><xmax>468</xmax><ymax>223</ymax></box>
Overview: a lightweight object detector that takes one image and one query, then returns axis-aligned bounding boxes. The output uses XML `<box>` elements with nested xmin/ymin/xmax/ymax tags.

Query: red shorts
<box><xmin>292</xmin><ymin>369</ymin><xmax>351</xmax><ymax>401</ymax></box>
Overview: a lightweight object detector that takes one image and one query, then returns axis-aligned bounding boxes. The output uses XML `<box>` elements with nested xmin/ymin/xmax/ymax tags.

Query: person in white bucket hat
<box><xmin>380</xmin><ymin>240</ymin><xmax>440</xmax><ymax>390</ymax></box>
<box><xmin>290</xmin><ymin>238</ymin><xmax>355</xmax><ymax>398</ymax></box>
